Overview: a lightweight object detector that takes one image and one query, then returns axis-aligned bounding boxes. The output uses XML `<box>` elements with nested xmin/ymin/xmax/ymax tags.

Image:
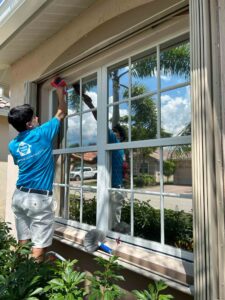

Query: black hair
<box><xmin>112</xmin><ymin>124</ymin><xmax>126</xmax><ymax>142</ymax></box>
<box><xmin>8</xmin><ymin>104</ymin><xmax>34</xmax><ymax>132</ymax></box>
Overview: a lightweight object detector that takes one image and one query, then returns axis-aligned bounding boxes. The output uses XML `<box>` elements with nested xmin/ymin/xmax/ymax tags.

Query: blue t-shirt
<box><xmin>108</xmin><ymin>130</ymin><xmax>124</xmax><ymax>188</ymax></box>
<box><xmin>9</xmin><ymin>117</ymin><xmax>60</xmax><ymax>191</ymax></box>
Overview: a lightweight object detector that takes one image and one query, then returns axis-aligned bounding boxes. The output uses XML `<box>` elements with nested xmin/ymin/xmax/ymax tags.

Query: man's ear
<box><xmin>26</xmin><ymin>121</ymin><xmax>33</xmax><ymax>129</ymax></box>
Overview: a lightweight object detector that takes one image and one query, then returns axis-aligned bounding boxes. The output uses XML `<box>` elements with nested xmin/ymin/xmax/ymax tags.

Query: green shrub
<box><xmin>88</xmin><ymin>256</ymin><xmax>124</xmax><ymax>300</ymax></box>
<box><xmin>133</xmin><ymin>280</ymin><xmax>174</xmax><ymax>300</ymax></box>
<box><xmin>134</xmin><ymin>174</ymin><xmax>156</xmax><ymax>187</ymax></box>
<box><xmin>69</xmin><ymin>196</ymin><xmax>193</xmax><ymax>251</ymax></box>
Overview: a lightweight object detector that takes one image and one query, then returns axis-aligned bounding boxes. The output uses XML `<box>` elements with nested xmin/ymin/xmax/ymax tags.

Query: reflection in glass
<box><xmin>134</xmin><ymin>193</ymin><xmax>160</xmax><ymax>242</ymax></box>
<box><xmin>108</xmin><ymin>60</ymin><xmax>129</xmax><ymax>104</ymax></box>
<box><xmin>108</xmin><ymin>103</ymin><xmax>129</xmax><ymax>135</ymax></box>
<box><xmin>82</xmin><ymin>74</ymin><xmax>97</xmax><ymax>112</ymax></box>
<box><xmin>109</xmin><ymin>190</ymin><xmax>130</xmax><ymax>234</ymax></box>
<box><xmin>66</xmin><ymin>85</ymin><xmax>80</xmax><ymax>115</ymax></box>
<box><xmin>164</xmin><ymin>196</ymin><xmax>193</xmax><ymax>251</ymax></box>
<box><xmin>54</xmin><ymin>154</ymin><xmax>66</xmax><ymax>184</ymax></box>
<box><xmin>53</xmin><ymin>185</ymin><xmax>65</xmax><ymax>218</ymax></box>
<box><xmin>69</xmin><ymin>152</ymin><xmax>97</xmax><ymax>185</ymax></box>
<box><xmin>163</xmin><ymin>145</ymin><xmax>192</xmax><ymax>193</ymax></box>
<box><xmin>131</xmin><ymin>51</ymin><xmax>157</xmax><ymax>95</ymax></box>
<box><xmin>82</xmin><ymin>112</ymin><xmax>97</xmax><ymax>146</ymax></box>
<box><xmin>131</xmin><ymin>96</ymin><xmax>157</xmax><ymax>141</ymax></box>
<box><xmin>133</xmin><ymin>147</ymin><xmax>160</xmax><ymax>192</ymax></box>
<box><xmin>66</xmin><ymin>115</ymin><xmax>80</xmax><ymax>148</ymax></box>
<box><xmin>160</xmin><ymin>41</ymin><xmax>190</xmax><ymax>89</ymax></box>
<box><xmin>69</xmin><ymin>153</ymin><xmax>82</xmax><ymax>185</ymax></box>
<box><xmin>82</xmin><ymin>191</ymin><xmax>96</xmax><ymax>226</ymax></box>
<box><xmin>161</xmin><ymin>86</ymin><xmax>191</xmax><ymax>137</ymax></box>
<box><xmin>69</xmin><ymin>189</ymin><xmax>81</xmax><ymax>222</ymax></box>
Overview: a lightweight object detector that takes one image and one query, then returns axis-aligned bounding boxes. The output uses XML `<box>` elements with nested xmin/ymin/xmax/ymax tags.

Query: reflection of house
<box><xmin>134</xmin><ymin>149</ymin><xmax>192</xmax><ymax>185</ymax></box>
<box><xmin>1</xmin><ymin>1</ymin><xmax>225</xmax><ymax>299</ymax></box>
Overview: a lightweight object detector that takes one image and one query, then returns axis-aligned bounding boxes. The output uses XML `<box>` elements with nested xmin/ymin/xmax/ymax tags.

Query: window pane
<box><xmin>161</xmin><ymin>86</ymin><xmax>191</xmax><ymax>137</ymax></box>
<box><xmin>82</xmin><ymin>112</ymin><xmax>97</xmax><ymax>146</ymax></box>
<box><xmin>69</xmin><ymin>189</ymin><xmax>81</xmax><ymax>222</ymax></box>
<box><xmin>66</xmin><ymin>85</ymin><xmax>81</xmax><ymax>115</ymax></box>
<box><xmin>160</xmin><ymin>41</ymin><xmax>190</xmax><ymax>89</ymax></box>
<box><xmin>66</xmin><ymin>115</ymin><xmax>80</xmax><ymax>147</ymax></box>
<box><xmin>82</xmin><ymin>190</ymin><xmax>96</xmax><ymax>226</ymax></box>
<box><xmin>131</xmin><ymin>96</ymin><xmax>157</xmax><ymax>141</ymax></box>
<box><xmin>69</xmin><ymin>152</ymin><xmax>97</xmax><ymax>186</ymax></box>
<box><xmin>108</xmin><ymin>103</ymin><xmax>128</xmax><ymax>142</ymax></box>
<box><xmin>69</xmin><ymin>153</ymin><xmax>82</xmax><ymax>186</ymax></box>
<box><xmin>134</xmin><ymin>193</ymin><xmax>160</xmax><ymax>242</ymax></box>
<box><xmin>164</xmin><ymin>195</ymin><xmax>193</xmax><ymax>251</ymax></box>
<box><xmin>131</xmin><ymin>50</ymin><xmax>157</xmax><ymax>96</ymax></box>
<box><xmin>108</xmin><ymin>60</ymin><xmax>129</xmax><ymax>104</ymax></box>
<box><xmin>163</xmin><ymin>145</ymin><xmax>192</xmax><ymax>193</ymax></box>
<box><xmin>53</xmin><ymin>185</ymin><xmax>65</xmax><ymax>218</ymax></box>
<box><xmin>109</xmin><ymin>189</ymin><xmax>130</xmax><ymax>234</ymax></box>
<box><xmin>133</xmin><ymin>147</ymin><xmax>160</xmax><ymax>192</ymax></box>
<box><xmin>82</xmin><ymin>74</ymin><xmax>97</xmax><ymax>112</ymax></box>
<box><xmin>54</xmin><ymin>154</ymin><xmax>66</xmax><ymax>184</ymax></box>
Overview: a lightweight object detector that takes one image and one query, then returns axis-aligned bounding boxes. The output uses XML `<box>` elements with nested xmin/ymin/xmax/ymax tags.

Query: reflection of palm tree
<box><xmin>109</xmin><ymin>42</ymin><xmax>190</xmax><ymax>127</ymax></box>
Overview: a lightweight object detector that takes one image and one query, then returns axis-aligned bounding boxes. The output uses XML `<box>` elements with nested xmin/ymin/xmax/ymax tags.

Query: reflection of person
<box><xmin>8</xmin><ymin>83</ymin><xmax>67</xmax><ymax>261</ymax></box>
<box><xmin>73</xmin><ymin>83</ymin><xmax>128</xmax><ymax>231</ymax></box>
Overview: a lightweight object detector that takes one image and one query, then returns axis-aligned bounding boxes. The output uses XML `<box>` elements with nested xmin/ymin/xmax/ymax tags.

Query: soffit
<box><xmin>0</xmin><ymin>0</ymin><xmax>96</xmax><ymax>88</ymax></box>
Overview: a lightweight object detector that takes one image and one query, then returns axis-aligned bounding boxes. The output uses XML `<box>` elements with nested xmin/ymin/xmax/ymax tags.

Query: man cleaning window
<box><xmin>8</xmin><ymin>78</ymin><xmax>67</xmax><ymax>261</ymax></box>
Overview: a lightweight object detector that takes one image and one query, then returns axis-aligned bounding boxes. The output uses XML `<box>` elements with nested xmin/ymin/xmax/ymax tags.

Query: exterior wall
<box><xmin>0</xmin><ymin>116</ymin><xmax>9</xmax><ymax>219</ymax></box>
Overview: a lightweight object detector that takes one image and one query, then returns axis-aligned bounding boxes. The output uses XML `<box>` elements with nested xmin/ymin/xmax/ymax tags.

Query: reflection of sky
<box><xmin>67</xmin><ymin>91</ymin><xmax>97</xmax><ymax>147</ymax></box>
<box><xmin>161</xmin><ymin>86</ymin><xmax>190</xmax><ymax>135</ymax></box>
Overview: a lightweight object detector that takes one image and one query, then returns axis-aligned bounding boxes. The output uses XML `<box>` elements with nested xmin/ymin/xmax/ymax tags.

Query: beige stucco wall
<box><xmin>0</xmin><ymin>116</ymin><xmax>9</xmax><ymax>219</ymax></box>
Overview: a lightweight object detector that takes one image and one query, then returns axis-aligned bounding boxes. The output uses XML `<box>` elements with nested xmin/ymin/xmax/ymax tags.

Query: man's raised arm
<box><xmin>55</xmin><ymin>86</ymin><xmax>67</xmax><ymax>121</ymax></box>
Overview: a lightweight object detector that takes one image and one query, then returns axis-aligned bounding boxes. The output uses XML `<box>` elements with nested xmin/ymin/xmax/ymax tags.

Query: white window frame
<box><xmin>51</xmin><ymin>31</ymin><xmax>192</xmax><ymax>261</ymax></box>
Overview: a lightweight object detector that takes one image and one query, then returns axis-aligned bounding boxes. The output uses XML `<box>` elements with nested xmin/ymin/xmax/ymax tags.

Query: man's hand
<box><xmin>55</xmin><ymin>85</ymin><xmax>67</xmax><ymax>121</ymax></box>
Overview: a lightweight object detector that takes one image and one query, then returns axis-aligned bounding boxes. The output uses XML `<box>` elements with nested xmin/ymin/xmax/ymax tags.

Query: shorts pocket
<box><xmin>28</xmin><ymin>194</ymin><xmax>53</xmax><ymax>213</ymax></box>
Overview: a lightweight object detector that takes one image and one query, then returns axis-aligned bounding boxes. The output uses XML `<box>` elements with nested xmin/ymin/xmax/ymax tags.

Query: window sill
<box><xmin>54</xmin><ymin>222</ymin><xmax>194</xmax><ymax>296</ymax></box>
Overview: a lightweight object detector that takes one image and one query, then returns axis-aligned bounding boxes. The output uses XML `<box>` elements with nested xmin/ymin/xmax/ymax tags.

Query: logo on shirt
<box><xmin>17</xmin><ymin>142</ymin><xmax>32</xmax><ymax>157</ymax></box>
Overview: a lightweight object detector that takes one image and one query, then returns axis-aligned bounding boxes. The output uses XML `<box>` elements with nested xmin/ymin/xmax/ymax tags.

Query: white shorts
<box><xmin>12</xmin><ymin>189</ymin><xmax>55</xmax><ymax>248</ymax></box>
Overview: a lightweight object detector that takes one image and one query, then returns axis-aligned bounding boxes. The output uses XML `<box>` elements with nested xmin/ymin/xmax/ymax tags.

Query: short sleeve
<box><xmin>39</xmin><ymin>117</ymin><xmax>60</xmax><ymax>142</ymax></box>
<box><xmin>8</xmin><ymin>142</ymin><xmax>17</xmax><ymax>165</ymax></box>
<box><xmin>108</xmin><ymin>129</ymin><xmax>118</xmax><ymax>143</ymax></box>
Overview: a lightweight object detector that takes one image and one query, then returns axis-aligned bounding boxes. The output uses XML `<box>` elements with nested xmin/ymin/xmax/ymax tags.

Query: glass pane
<box><xmin>133</xmin><ymin>147</ymin><xmax>160</xmax><ymax>192</ymax></box>
<box><xmin>82</xmin><ymin>112</ymin><xmax>97</xmax><ymax>146</ymax></box>
<box><xmin>163</xmin><ymin>145</ymin><xmax>192</xmax><ymax>194</ymax></box>
<box><xmin>161</xmin><ymin>86</ymin><xmax>191</xmax><ymax>137</ymax></box>
<box><xmin>82</xmin><ymin>74</ymin><xmax>97</xmax><ymax>112</ymax></box>
<box><xmin>109</xmin><ymin>189</ymin><xmax>130</xmax><ymax>234</ymax></box>
<box><xmin>54</xmin><ymin>154</ymin><xmax>66</xmax><ymax>184</ymax></box>
<box><xmin>131</xmin><ymin>50</ymin><xmax>157</xmax><ymax>96</ymax></box>
<box><xmin>109</xmin><ymin>148</ymin><xmax>126</xmax><ymax>189</ymax></box>
<box><xmin>69</xmin><ymin>152</ymin><xmax>97</xmax><ymax>186</ymax></box>
<box><xmin>69</xmin><ymin>153</ymin><xmax>82</xmax><ymax>186</ymax></box>
<box><xmin>108</xmin><ymin>60</ymin><xmax>129</xmax><ymax>104</ymax></box>
<box><xmin>160</xmin><ymin>41</ymin><xmax>190</xmax><ymax>89</ymax></box>
<box><xmin>131</xmin><ymin>96</ymin><xmax>157</xmax><ymax>141</ymax></box>
<box><xmin>69</xmin><ymin>189</ymin><xmax>81</xmax><ymax>222</ymax></box>
<box><xmin>108</xmin><ymin>103</ymin><xmax>128</xmax><ymax>139</ymax></box>
<box><xmin>66</xmin><ymin>84</ymin><xmax>81</xmax><ymax>115</ymax></box>
<box><xmin>83</xmin><ymin>153</ymin><xmax>97</xmax><ymax>187</ymax></box>
<box><xmin>53</xmin><ymin>185</ymin><xmax>65</xmax><ymax>218</ymax></box>
<box><xmin>164</xmin><ymin>196</ymin><xmax>193</xmax><ymax>251</ymax></box>
<box><xmin>82</xmin><ymin>190</ymin><xmax>96</xmax><ymax>226</ymax></box>
<box><xmin>134</xmin><ymin>193</ymin><xmax>160</xmax><ymax>242</ymax></box>
<box><xmin>66</xmin><ymin>115</ymin><xmax>80</xmax><ymax>147</ymax></box>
